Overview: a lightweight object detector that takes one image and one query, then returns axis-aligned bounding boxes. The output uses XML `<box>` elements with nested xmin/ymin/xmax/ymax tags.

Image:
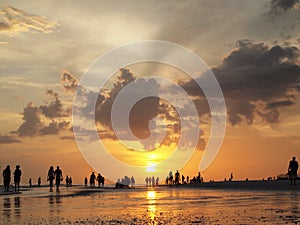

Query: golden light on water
<box><xmin>147</xmin><ymin>191</ymin><xmax>156</xmax><ymax>222</ymax></box>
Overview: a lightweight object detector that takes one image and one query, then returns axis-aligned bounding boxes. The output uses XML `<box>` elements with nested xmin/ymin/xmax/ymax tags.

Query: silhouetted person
<box><xmin>288</xmin><ymin>156</ymin><xmax>299</xmax><ymax>185</ymax></box>
<box><xmin>54</xmin><ymin>166</ymin><xmax>63</xmax><ymax>192</ymax></box>
<box><xmin>3</xmin><ymin>165</ymin><xmax>11</xmax><ymax>192</ymax></box>
<box><xmin>69</xmin><ymin>177</ymin><xmax>72</xmax><ymax>186</ymax></box>
<box><xmin>13</xmin><ymin>165</ymin><xmax>21</xmax><ymax>192</ymax></box>
<box><xmin>101</xmin><ymin>176</ymin><xmax>105</xmax><ymax>187</ymax></box>
<box><xmin>84</xmin><ymin>177</ymin><xmax>88</xmax><ymax>187</ymax></box>
<box><xmin>175</xmin><ymin>170</ymin><xmax>180</xmax><ymax>184</ymax></box>
<box><xmin>169</xmin><ymin>171</ymin><xmax>173</xmax><ymax>186</ymax></box>
<box><xmin>38</xmin><ymin>177</ymin><xmax>41</xmax><ymax>187</ymax></box>
<box><xmin>156</xmin><ymin>177</ymin><xmax>159</xmax><ymax>186</ymax></box>
<box><xmin>29</xmin><ymin>178</ymin><xmax>32</xmax><ymax>187</ymax></box>
<box><xmin>97</xmin><ymin>173</ymin><xmax>102</xmax><ymax>187</ymax></box>
<box><xmin>47</xmin><ymin>166</ymin><xmax>55</xmax><ymax>192</ymax></box>
<box><xmin>66</xmin><ymin>175</ymin><xmax>69</xmax><ymax>187</ymax></box>
<box><xmin>130</xmin><ymin>176</ymin><xmax>135</xmax><ymax>187</ymax></box>
<box><xmin>152</xmin><ymin>176</ymin><xmax>155</xmax><ymax>186</ymax></box>
<box><xmin>229</xmin><ymin>173</ymin><xmax>233</xmax><ymax>181</ymax></box>
<box><xmin>182</xmin><ymin>175</ymin><xmax>185</xmax><ymax>184</ymax></box>
<box><xmin>145</xmin><ymin>177</ymin><xmax>149</xmax><ymax>186</ymax></box>
<box><xmin>90</xmin><ymin>172</ymin><xmax>96</xmax><ymax>187</ymax></box>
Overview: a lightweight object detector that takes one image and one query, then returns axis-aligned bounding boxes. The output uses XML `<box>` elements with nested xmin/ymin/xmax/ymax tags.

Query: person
<box><xmin>29</xmin><ymin>178</ymin><xmax>32</xmax><ymax>187</ymax></box>
<box><xmin>175</xmin><ymin>170</ymin><xmax>180</xmax><ymax>184</ymax></box>
<box><xmin>3</xmin><ymin>165</ymin><xmax>11</xmax><ymax>192</ymax></box>
<box><xmin>89</xmin><ymin>172</ymin><xmax>96</xmax><ymax>187</ymax></box>
<box><xmin>101</xmin><ymin>176</ymin><xmax>105</xmax><ymax>187</ymax></box>
<box><xmin>155</xmin><ymin>177</ymin><xmax>159</xmax><ymax>186</ymax></box>
<box><xmin>69</xmin><ymin>177</ymin><xmax>72</xmax><ymax>186</ymax></box>
<box><xmin>84</xmin><ymin>177</ymin><xmax>88</xmax><ymax>187</ymax></box>
<box><xmin>38</xmin><ymin>177</ymin><xmax>41</xmax><ymax>187</ymax></box>
<box><xmin>54</xmin><ymin>166</ymin><xmax>63</xmax><ymax>192</ymax></box>
<box><xmin>66</xmin><ymin>175</ymin><xmax>69</xmax><ymax>187</ymax></box>
<box><xmin>14</xmin><ymin>165</ymin><xmax>22</xmax><ymax>192</ymax></box>
<box><xmin>130</xmin><ymin>176</ymin><xmax>135</xmax><ymax>187</ymax></box>
<box><xmin>288</xmin><ymin>156</ymin><xmax>299</xmax><ymax>185</ymax></box>
<box><xmin>47</xmin><ymin>166</ymin><xmax>55</xmax><ymax>192</ymax></box>
<box><xmin>97</xmin><ymin>173</ymin><xmax>102</xmax><ymax>187</ymax></box>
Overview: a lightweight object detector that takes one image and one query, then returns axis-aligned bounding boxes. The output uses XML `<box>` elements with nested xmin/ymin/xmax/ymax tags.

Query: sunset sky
<box><xmin>1</xmin><ymin>0</ymin><xmax>300</xmax><ymax>184</ymax></box>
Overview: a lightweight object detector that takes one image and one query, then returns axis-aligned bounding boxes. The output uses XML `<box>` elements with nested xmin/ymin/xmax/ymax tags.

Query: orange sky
<box><xmin>0</xmin><ymin>1</ymin><xmax>300</xmax><ymax>185</ymax></box>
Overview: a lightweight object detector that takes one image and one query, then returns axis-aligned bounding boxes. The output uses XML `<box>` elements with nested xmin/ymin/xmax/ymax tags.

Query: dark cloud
<box><xmin>61</xmin><ymin>71</ymin><xmax>78</xmax><ymax>93</ymax></box>
<box><xmin>17</xmin><ymin>102</ymin><xmax>42</xmax><ymax>137</ymax></box>
<box><xmin>39</xmin><ymin>90</ymin><xmax>70</xmax><ymax>119</ymax></box>
<box><xmin>0</xmin><ymin>134</ymin><xmax>21</xmax><ymax>144</ymax></box>
<box><xmin>268</xmin><ymin>0</ymin><xmax>300</xmax><ymax>15</ymax></box>
<box><xmin>16</xmin><ymin>90</ymin><xmax>71</xmax><ymax>137</ymax></box>
<box><xmin>182</xmin><ymin>40</ymin><xmax>300</xmax><ymax>125</ymax></box>
<box><xmin>265</xmin><ymin>99</ymin><xmax>295</xmax><ymax>109</ymax></box>
<box><xmin>40</xmin><ymin>121</ymin><xmax>69</xmax><ymax>135</ymax></box>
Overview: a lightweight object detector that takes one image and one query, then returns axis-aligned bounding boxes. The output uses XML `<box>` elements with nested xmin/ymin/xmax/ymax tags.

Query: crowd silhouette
<box><xmin>2</xmin><ymin>156</ymin><xmax>299</xmax><ymax>193</ymax></box>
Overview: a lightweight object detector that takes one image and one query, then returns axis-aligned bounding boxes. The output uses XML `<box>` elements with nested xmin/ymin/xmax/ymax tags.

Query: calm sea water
<box><xmin>1</xmin><ymin>186</ymin><xmax>300</xmax><ymax>224</ymax></box>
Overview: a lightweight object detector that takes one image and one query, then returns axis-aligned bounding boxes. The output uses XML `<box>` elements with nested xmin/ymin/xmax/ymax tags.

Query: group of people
<box><xmin>116</xmin><ymin>176</ymin><xmax>135</xmax><ymax>188</ymax></box>
<box><xmin>165</xmin><ymin>171</ymin><xmax>202</xmax><ymax>185</ymax></box>
<box><xmin>47</xmin><ymin>166</ymin><xmax>63</xmax><ymax>192</ymax></box>
<box><xmin>84</xmin><ymin>172</ymin><xmax>105</xmax><ymax>187</ymax></box>
<box><xmin>2</xmin><ymin>165</ymin><xmax>22</xmax><ymax>192</ymax></box>
<box><xmin>65</xmin><ymin>175</ymin><xmax>73</xmax><ymax>187</ymax></box>
<box><xmin>145</xmin><ymin>176</ymin><xmax>159</xmax><ymax>187</ymax></box>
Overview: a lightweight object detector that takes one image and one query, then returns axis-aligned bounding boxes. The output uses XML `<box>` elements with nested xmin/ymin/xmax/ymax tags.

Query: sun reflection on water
<box><xmin>147</xmin><ymin>191</ymin><xmax>156</xmax><ymax>223</ymax></box>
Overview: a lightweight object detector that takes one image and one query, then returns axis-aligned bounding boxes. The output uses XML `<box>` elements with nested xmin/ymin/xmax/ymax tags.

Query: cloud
<box><xmin>182</xmin><ymin>40</ymin><xmax>300</xmax><ymax>126</ymax></box>
<box><xmin>268</xmin><ymin>0</ymin><xmax>300</xmax><ymax>15</ymax></box>
<box><xmin>0</xmin><ymin>6</ymin><xmax>59</xmax><ymax>36</ymax></box>
<box><xmin>39</xmin><ymin>90</ymin><xmax>70</xmax><ymax>119</ymax></box>
<box><xmin>40</xmin><ymin>120</ymin><xmax>69</xmax><ymax>135</ymax></box>
<box><xmin>16</xmin><ymin>90</ymin><xmax>71</xmax><ymax>137</ymax></box>
<box><xmin>17</xmin><ymin>102</ymin><xmax>42</xmax><ymax>137</ymax></box>
<box><xmin>61</xmin><ymin>71</ymin><xmax>78</xmax><ymax>93</ymax></box>
<box><xmin>0</xmin><ymin>134</ymin><xmax>21</xmax><ymax>144</ymax></box>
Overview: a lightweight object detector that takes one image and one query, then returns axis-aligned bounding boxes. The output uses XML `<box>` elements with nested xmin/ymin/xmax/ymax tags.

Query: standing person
<box><xmin>101</xmin><ymin>176</ymin><xmax>105</xmax><ymax>187</ymax></box>
<box><xmin>14</xmin><ymin>165</ymin><xmax>22</xmax><ymax>192</ymax></box>
<box><xmin>54</xmin><ymin>166</ymin><xmax>63</xmax><ymax>192</ymax></box>
<box><xmin>29</xmin><ymin>178</ymin><xmax>32</xmax><ymax>187</ymax></box>
<box><xmin>84</xmin><ymin>177</ymin><xmax>88</xmax><ymax>187</ymax></box>
<box><xmin>130</xmin><ymin>176</ymin><xmax>135</xmax><ymax>187</ymax></box>
<box><xmin>89</xmin><ymin>172</ymin><xmax>96</xmax><ymax>187</ymax></box>
<box><xmin>288</xmin><ymin>156</ymin><xmax>299</xmax><ymax>185</ymax></box>
<box><xmin>65</xmin><ymin>175</ymin><xmax>69</xmax><ymax>187</ymax></box>
<box><xmin>47</xmin><ymin>166</ymin><xmax>55</xmax><ymax>192</ymax></box>
<box><xmin>38</xmin><ymin>177</ymin><xmax>41</xmax><ymax>187</ymax></box>
<box><xmin>97</xmin><ymin>173</ymin><xmax>102</xmax><ymax>187</ymax></box>
<box><xmin>3</xmin><ymin>165</ymin><xmax>11</xmax><ymax>192</ymax></box>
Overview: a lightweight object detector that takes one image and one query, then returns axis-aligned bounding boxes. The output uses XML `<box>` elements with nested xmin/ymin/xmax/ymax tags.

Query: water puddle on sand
<box><xmin>1</xmin><ymin>186</ymin><xmax>300</xmax><ymax>224</ymax></box>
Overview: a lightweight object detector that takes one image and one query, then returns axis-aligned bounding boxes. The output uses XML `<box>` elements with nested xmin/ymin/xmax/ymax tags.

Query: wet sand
<box><xmin>1</xmin><ymin>181</ymin><xmax>300</xmax><ymax>224</ymax></box>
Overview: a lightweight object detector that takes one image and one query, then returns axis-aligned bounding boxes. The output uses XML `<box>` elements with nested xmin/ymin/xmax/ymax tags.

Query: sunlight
<box><xmin>147</xmin><ymin>191</ymin><xmax>156</xmax><ymax>222</ymax></box>
<box><xmin>146</xmin><ymin>163</ymin><xmax>157</xmax><ymax>172</ymax></box>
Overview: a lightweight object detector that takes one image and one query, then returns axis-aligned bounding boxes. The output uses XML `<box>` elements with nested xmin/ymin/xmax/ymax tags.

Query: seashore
<box><xmin>0</xmin><ymin>180</ymin><xmax>300</xmax><ymax>224</ymax></box>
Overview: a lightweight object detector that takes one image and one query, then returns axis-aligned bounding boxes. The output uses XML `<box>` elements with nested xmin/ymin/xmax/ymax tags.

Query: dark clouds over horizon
<box><xmin>1</xmin><ymin>39</ymin><xmax>300</xmax><ymax>147</ymax></box>
<box><xmin>183</xmin><ymin>39</ymin><xmax>300</xmax><ymax>125</ymax></box>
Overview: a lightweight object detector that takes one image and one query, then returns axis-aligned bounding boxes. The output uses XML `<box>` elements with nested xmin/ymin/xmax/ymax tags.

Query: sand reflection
<box><xmin>147</xmin><ymin>191</ymin><xmax>156</xmax><ymax>223</ymax></box>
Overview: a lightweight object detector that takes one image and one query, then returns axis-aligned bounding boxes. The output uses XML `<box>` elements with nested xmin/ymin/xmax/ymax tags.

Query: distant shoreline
<box><xmin>163</xmin><ymin>179</ymin><xmax>300</xmax><ymax>191</ymax></box>
<box><xmin>0</xmin><ymin>179</ymin><xmax>299</xmax><ymax>196</ymax></box>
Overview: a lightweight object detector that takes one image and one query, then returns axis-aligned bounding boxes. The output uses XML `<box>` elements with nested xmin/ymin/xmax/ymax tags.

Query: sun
<box><xmin>146</xmin><ymin>163</ymin><xmax>157</xmax><ymax>172</ymax></box>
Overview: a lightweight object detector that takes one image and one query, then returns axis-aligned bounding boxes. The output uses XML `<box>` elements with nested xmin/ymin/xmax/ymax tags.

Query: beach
<box><xmin>1</xmin><ymin>181</ymin><xmax>300</xmax><ymax>225</ymax></box>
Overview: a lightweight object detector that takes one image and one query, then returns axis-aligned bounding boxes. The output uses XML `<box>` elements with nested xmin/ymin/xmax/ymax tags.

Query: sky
<box><xmin>0</xmin><ymin>0</ymin><xmax>300</xmax><ymax>184</ymax></box>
